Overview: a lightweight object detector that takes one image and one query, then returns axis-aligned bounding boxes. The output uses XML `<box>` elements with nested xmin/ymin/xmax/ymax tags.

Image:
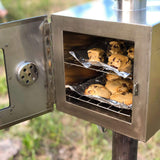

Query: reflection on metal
<box><xmin>16</xmin><ymin>62</ymin><xmax>38</xmax><ymax>86</ymax></box>
<box><xmin>55</xmin><ymin>0</ymin><xmax>160</xmax><ymax>25</ymax></box>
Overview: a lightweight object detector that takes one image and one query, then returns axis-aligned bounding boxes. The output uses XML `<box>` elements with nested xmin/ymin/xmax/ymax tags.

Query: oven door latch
<box><xmin>133</xmin><ymin>82</ymin><xmax>139</xmax><ymax>96</ymax></box>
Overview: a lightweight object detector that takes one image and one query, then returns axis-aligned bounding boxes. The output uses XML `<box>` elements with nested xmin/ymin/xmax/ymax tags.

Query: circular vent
<box><xmin>16</xmin><ymin>62</ymin><xmax>38</xmax><ymax>86</ymax></box>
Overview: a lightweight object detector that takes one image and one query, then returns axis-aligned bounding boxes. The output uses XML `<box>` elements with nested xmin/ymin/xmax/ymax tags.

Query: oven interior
<box><xmin>63</xmin><ymin>31</ymin><xmax>134</xmax><ymax>123</ymax></box>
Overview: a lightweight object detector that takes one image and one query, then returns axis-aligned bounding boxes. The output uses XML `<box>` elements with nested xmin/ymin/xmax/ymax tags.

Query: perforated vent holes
<box><xmin>16</xmin><ymin>62</ymin><xmax>38</xmax><ymax>86</ymax></box>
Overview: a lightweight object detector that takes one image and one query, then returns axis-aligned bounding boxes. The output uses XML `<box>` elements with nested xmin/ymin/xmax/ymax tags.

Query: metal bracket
<box><xmin>42</xmin><ymin>18</ymin><xmax>55</xmax><ymax>108</ymax></box>
<box><xmin>98</xmin><ymin>125</ymin><xmax>108</xmax><ymax>133</ymax></box>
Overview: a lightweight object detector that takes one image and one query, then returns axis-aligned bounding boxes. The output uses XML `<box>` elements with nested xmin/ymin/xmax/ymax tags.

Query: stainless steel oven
<box><xmin>0</xmin><ymin>0</ymin><xmax>160</xmax><ymax>142</ymax></box>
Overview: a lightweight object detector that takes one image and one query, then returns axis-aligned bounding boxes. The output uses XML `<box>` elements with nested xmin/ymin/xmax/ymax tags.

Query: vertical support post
<box><xmin>112</xmin><ymin>132</ymin><xmax>138</xmax><ymax>160</ymax></box>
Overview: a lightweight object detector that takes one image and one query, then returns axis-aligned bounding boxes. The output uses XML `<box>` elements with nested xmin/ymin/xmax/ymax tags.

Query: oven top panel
<box><xmin>54</xmin><ymin>0</ymin><xmax>160</xmax><ymax>26</ymax></box>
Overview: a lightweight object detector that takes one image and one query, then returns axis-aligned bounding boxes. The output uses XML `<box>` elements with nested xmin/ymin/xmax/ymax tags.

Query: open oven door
<box><xmin>0</xmin><ymin>16</ymin><xmax>55</xmax><ymax>129</ymax></box>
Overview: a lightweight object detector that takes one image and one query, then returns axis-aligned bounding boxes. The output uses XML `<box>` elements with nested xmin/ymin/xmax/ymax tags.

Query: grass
<box><xmin>0</xmin><ymin>0</ymin><xmax>160</xmax><ymax>159</ymax></box>
<box><xmin>0</xmin><ymin>109</ymin><xmax>112</xmax><ymax>160</ymax></box>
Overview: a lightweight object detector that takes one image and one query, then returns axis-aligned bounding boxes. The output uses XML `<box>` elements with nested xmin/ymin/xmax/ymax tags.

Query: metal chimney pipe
<box><xmin>116</xmin><ymin>0</ymin><xmax>146</xmax><ymax>11</ymax></box>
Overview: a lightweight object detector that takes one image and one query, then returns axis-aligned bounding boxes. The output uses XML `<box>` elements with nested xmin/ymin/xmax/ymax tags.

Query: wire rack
<box><xmin>66</xmin><ymin>88</ymin><xmax>132</xmax><ymax>123</ymax></box>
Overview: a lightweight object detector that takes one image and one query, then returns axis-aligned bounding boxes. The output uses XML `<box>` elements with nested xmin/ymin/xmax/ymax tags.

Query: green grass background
<box><xmin>0</xmin><ymin>0</ymin><xmax>159</xmax><ymax>159</ymax></box>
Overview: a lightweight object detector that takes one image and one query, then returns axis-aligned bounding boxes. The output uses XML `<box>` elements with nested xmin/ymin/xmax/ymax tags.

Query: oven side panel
<box><xmin>146</xmin><ymin>23</ymin><xmax>160</xmax><ymax>140</ymax></box>
<box><xmin>52</xmin><ymin>15</ymin><xmax>151</xmax><ymax>141</ymax></box>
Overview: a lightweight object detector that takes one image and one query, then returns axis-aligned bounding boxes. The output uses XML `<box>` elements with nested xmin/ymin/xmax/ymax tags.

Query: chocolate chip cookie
<box><xmin>127</xmin><ymin>47</ymin><xmax>134</xmax><ymax>60</ymax></box>
<box><xmin>107</xmin><ymin>41</ymin><xmax>125</xmax><ymax>56</ymax></box>
<box><xmin>108</xmin><ymin>54</ymin><xmax>132</xmax><ymax>73</ymax></box>
<box><xmin>110</xmin><ymin>92</ymin><xmax>133</xmax><ymax>105</ymax></box>
<box><xmin>84</xmin><ymin>84</ymin><xmax>111</xmax><ymax>99</ymax></box>
<box><xmin>87</xmin><ymin>48</ymin><xmax>105</xmax><ymax>62</ymax></box>
<box><xmin>105</xmin><ymin>80</ymin><xmax>128</xmax><ymax>94</ymax></box>
<box><xmin>106</xmin><ymin>74</ymin><xmax>121</xmax><ymax>81</ymax></box>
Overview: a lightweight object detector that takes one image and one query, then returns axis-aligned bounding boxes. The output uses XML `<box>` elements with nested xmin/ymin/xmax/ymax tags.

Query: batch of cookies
<box><xmin>85</xmin><ymin>40</ymin><xmax>134</xmax><ymax>106</ymax></box>
<box><xmin>84</xmin><ymin>74</ymin><xmax>133</xmax><ymax>106</ymax></box>
<box><xmin>87</xmin><ymin>40</ymin><xmax>134</xmax><ymax>73</ymax></box>
<box><xmin>69</xmin><ymin>40</ymin><xmax>134</xmax><ymax>107</ymax></box>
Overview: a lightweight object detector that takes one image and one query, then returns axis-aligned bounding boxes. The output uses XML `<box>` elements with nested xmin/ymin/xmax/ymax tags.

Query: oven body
<box><xmin>52</xmin><ymin>0</ymin><xmax>160</xmax><ymax>141</ymax></box>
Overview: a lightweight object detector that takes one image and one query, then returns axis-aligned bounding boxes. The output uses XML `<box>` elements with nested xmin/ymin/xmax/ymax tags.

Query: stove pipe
<box><xmin>116</xmin><ymin>0</ymin><xmax>146</xmax><ymax>11</ymax></box>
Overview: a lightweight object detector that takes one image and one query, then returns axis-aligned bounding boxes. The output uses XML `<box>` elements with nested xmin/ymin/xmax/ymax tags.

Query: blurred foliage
<box><xmin>2</xmin><ymin>0</ymin><xmax>91</xmax><ymax>21</ymax></box>
<box><xmin>0</xmin><ymin>49</ymin><xmax>4</xmax><ymax>66</ymax></box>
<box><xmin>2</xmin><ymin>0</ymin><xmax>52</xmax><ymax>21</ymax></box>
<box><xmin>0</xmin><ymin>75</ymin><xmax>8</xmax><ymax>96</ymax></box>
<box><xmin>0</xmin><ymin>49</ymin><xmax>9</xmax><ymax>109</ymax></box>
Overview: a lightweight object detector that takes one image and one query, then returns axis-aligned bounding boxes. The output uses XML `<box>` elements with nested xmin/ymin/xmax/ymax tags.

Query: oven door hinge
<box><xmin>41</xmin><ymin>18</ymin><xmax>55</xmax><ymax>108</ymax></box>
